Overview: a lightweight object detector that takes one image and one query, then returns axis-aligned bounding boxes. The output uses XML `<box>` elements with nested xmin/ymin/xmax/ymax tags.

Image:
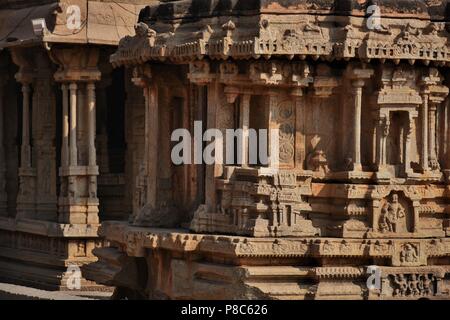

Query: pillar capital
<box><xmin>345</xmin><ymin>63</ymin><xmax>374</xmax><ymax>81</ymax></box>
<box><xmin>50</xmin><ymin>47</ymin><xmax>101</xmax><ymax>83</ymax></box>
<box><xmin>69</xmin><ymin>83</ymin><xmax>78</xmax><ymax>91</ymax></box>
<box><xmin>87</xmin><ymin>82</ymin><xmax>96</xmax><ymax>91</ymax></box>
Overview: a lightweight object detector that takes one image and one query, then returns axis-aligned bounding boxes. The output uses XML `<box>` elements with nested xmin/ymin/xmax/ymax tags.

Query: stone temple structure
<box><xmin>0</xmin><ymin>0</ymin><xmax>148</xmax><ymax>290</ymax></box>
<box><xmin>1</xmin><ymin>0</ymin><xmax>450</xmax><ymax>300</ymax></box>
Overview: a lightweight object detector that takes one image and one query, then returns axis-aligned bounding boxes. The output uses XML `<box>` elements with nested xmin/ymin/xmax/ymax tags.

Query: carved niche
<box><xmin>378</xmin><ymin>193</ymin><xmax>413</xmax><ymax>234</ymax></box>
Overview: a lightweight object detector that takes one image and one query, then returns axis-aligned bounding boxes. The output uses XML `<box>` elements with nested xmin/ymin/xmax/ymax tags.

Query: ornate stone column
<box><xmin>403</xmin><ymin>115</ymin><xmax>415</xmax><ymax>175</ymax></box>
<box><xmin>87</xmin><ymin>83</ymin><xmax>97</xmax><ymax>198</ymax></box>
<box><xmin>421</xmin><ymin>69</ymin><xmax>448</xmax><ymax>176</ymax></box>
<box><xmin>51</xmin><ymin>47</ymin><xmax>101</xmax><ymax>225</ymax></box>
<box><xmin>421</xmin><ymin>93</ymin><xmax>429</xmax><ymax>171</ymax></box>
<box><xmin>61</xmin><ymin>84</ymin><xmax>69</xmax><ymax>168</ymax></box>
<box><xmin>375</xmin><ymin>114</ymin><xmax>390</xmax><ymax>177</ymax></box>
<box><xmin>146</xmin><ymin>83</ymin><xmax>159</xmax><ymax>209</ymax></box>
<box><xmin>239</xmin><ymin>94</ymin><xmax>251</xmax><ymax>167</ymax></box>
<box><xmin>205</xmin><ymin>79</ymin><xmax>219</xmax><ymax>211</ymax></box>
<box><xmin>352</xmin><ymin>80</ymin><xmax>364</xmax><ymax>171</ymax></box>
<box><xmin>345</xmin><ymin>64</ymin><xmax>374</xmax><ymax>172</ymax></box>
<box><xmin>428</xmin><ymin>103</ymin><xmax>439</xmax><ymax>170</ymax></box>
<box><xmin>32</xmin><ymin>52</ymin><xmax>58</xmax><ymax>222</ymax></box>
<box><xmin>21</xmin><ymin>83</ymin><xmax>32</xmax><ymax>169</ymax></box>
<box><xmin>69</xmin><ymin>83</ymin><xmax>78</xmax><ymax>167</ymax></box>
<box><xmin>267</xmin><ymin>92</ymin><xmax>280</xmax><ymax>170</ymax></box>
<box><xmin>293</xmin><ymin>88</ymin><xmax>306</xmax><ymax>170</ymax></box>
<box><xmin>14</xmin><ymin>65</ymin><xmax>36</xmax><ymax>219</ymax></box>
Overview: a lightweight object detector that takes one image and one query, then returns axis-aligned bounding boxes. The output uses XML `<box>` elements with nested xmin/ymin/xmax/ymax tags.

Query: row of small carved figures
<box><xmin>390</xmin><ymin>274</ymin><xmax>435</xmax><ymax>297</ymax></box>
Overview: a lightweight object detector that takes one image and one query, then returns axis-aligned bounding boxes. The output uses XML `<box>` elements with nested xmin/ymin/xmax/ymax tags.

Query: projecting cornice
<box><xmin>0</xmin><ymin>1</ymin><xmax>147</xmax><ymax>49</ymax></box>
<box><xmin>110</xmin><ymin>0</ymin><xmax>450</xmax><ymax>66</ymax></box>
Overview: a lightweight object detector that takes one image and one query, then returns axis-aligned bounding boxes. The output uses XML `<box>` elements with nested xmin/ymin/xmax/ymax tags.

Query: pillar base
<box><xmin>0</xmin><ymin>216</ymin><xmax>107</xmax><ymax>292</ymax></box>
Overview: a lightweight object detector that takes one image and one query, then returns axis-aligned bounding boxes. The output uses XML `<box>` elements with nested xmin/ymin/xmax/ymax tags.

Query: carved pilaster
<box><xmin>428</xmin><ymin>104</ymin><xmax>439</xmax><ymax>170</ymax></box>
<box><xmin>420</xmin><ymin>69</ymin><xmax>448</xmax><ymax>173</ymax></box>
<box><xmin>421</xmin><ymin>93</ymin><xmax>430</xmax><ymax>171</ymax></box>
<box><xmin>11</xmin><ymin>47</ymin><xmax>37</xmax><ymax>220</ymax></box>
<box><xmin>345</xmin><ymin>64</ymin><xmax>374</xmax><ymax>172</ymax></box>
<box><xmin>403</xmin><ymin>115</ymin><xmax>415</xmax><ymax>175</ymax></box>
<box><xmin>375</xmin><ymin>114</ymin><xmax>391</xmax><ymax>181</ymax></box>
<box><xmin>33</xmin><ymin>51</ymin><xmax>58</xmax><ymax>221</ymax></box>
<box><xmin>239</xmin><ymin>94</ymin><xmax>251</xmax><ymax>168</ymax></box>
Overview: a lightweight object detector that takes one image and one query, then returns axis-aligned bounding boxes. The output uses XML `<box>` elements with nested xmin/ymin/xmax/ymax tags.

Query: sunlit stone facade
<box><xmin>1</xmin><ymin>0</ymin><xmax>450</xmax><ymax>300</ymax></box>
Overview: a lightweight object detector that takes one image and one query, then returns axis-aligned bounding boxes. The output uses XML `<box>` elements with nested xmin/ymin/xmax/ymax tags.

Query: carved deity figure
<box><xmin>409</xmin><ymin>274</ymin><xmax>420</xmax><ymax>296</ymax></box>
<box><xmin>400</xmin><ymin>243</ymin><xmax>419</xmax><ymax>263</ymax></box>
<box><xmin>380</xmin><ymin>194</ymin><xmax>406</xmax><ymax>233</ymax></box>
<box><xmin>393</xmin><ymin>274</ymin><xmax>408</xmax><ymax>296</ymax></box>
<box><xmin>419</xmin><ymin>275</ymin><xmax>433</xmax><ymax>296</ymax></box>
<box><xmin>393</xmin><ymin>273</ymin><xmax>434</xmax><ymax>297</ymax></box>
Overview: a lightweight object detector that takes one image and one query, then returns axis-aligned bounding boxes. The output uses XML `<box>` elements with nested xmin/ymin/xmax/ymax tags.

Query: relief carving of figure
<box><xmin>379</xmin><ymin>194</ymin><xmax>406</xmax><ymax>233</ymax></box>
<box><xmin>392</xmin><ymin>273</ymin><xmax>435</xmax><ymax>297</ymax></box>
<box><xmin>400</xmin><ymin>243</ymin><xmax>419</xmax><ymax>263</ymax></box>
<box><xmin>393</xmin><ymin>274</ymin><xmax>408</xmax><ymax>296</ymax></box>
<box><xmin>419</xmin><ymin>275</ymin><xmax>433</xmax><ymax>296</ymax></box>
<box><xmin>409</xmin><ymin>274</ymin><xmax>420</xmax><ymax>296</ymax></box>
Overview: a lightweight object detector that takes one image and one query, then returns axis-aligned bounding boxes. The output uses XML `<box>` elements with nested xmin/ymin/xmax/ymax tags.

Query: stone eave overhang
<box><xmin>111</xmin><ymin>2</ymin><xmax>450</xmax><ymax>67</ymax></box>
<box><xmin>98</xmin><ymin>221</ymin><xmax>450</xmax><ymax>265</ymax></box>
<box><xmin>0</xmin><ymin>1</ymin><xmax>142</xmax><ymax>50</ymax></box>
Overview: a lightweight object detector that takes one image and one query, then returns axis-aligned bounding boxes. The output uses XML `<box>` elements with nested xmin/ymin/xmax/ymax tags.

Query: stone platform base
<box><xmin>0</xmin><ymin>217</ymin><xmax>110</xmax><ymax>292</ymax></box>
<box><xmin>83</xmin><ymin>221</ymin><xmax>450</xmax><ymax>300</ymax></box>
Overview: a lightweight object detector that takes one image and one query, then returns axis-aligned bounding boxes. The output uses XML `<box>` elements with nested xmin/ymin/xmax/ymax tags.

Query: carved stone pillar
<box><xmin>11</xmin><ymin>48</ymin><xmax>39</xmax><ymax>219</ymax></box>
<box><xmin>33</xmin><ymin>53</ymin><xmax>58</xmax><ymax>221</ymax></box>
<box><xmin>267</xmin><ymin>92</ymin><xmax>280</xmax><ymax>170</ymax></box>
<box><xmin>69</xmin><ymin>83</ymin><xmax>78</xmax><ymax>167</ymax></box>
<box><xmin>345</xmin><ymin>65</ymin><xmax>374</xmax><ymax>172</ymax></box>
<box><xmin>16</xmin><ymin>79</ymin><xmax>36</xmax><ymax>219</ymax></box>
<box><xmin>352</xmin><ymin>80</ymin><xmax>364</xmax><ymax>171</ymax></box>
<box><xmin>376</xmin><ymin>114</ymin><xmax>390</xmax><ymax>176</ymax></box>
<box><xmin>428</xmin><ymin>103</ymin><xmax>439</xmax><ymax>170</ymax></box>
<box><xmin>87</xmin><ymin>83</ymin><xmax>97</xmax><ymax>198</ymax></box>
<box><xmin>21</xmin><ymin>83</ymin><xmax>32</xmax><ymax>169</ymax></box>
<box><xmin>61</xmin><ymin>84</ymin><xmax>69</xmax><ymax>168</ymax></box>
<box><xmin>146</xmin><ymin>83</ymin><xmax>159</xmax><ymax>209</ymax></box>
<box><xmin>239</xmin><ymin>94</ymin><xmax>251</xmax><ymax>167</ymax></box>
<box><xmin>128</xmin><ymin>66</ymin><xmax>152</xmax><ymax>222</ymax></box>
<box><xmin>205</xmin><ymin>79</ymin><xmax>218</xmax><ymax>211</ymax></box>
<box><xmin>293</xmin><ymin>88</ymin><xmax>306</xmax><ymax>170</ymax></box>
<box><xmin>403</xmin><ymin>116</ymin><xmax>414</xmax><ymax>175</ymax></box>
<box><xmin>51</xmin><ymin>47</ymin><xmax>101</xmax><ymax>225</ymax></box>
<box><xmin>421</xmin><ymin>93</ymin><xmax>430</xmax><ymax>171</ymax></box>
<box><xmin>412</xmin><ymin>200</ymin><xmax>421</xmax><ymax>233</ymax></box>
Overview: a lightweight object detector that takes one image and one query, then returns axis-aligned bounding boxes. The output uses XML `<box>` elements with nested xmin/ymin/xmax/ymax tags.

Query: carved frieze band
<box><xmin>111</xmin><ymin>19</ymin><xmax>450</xmax><ymax>66</ymax></box>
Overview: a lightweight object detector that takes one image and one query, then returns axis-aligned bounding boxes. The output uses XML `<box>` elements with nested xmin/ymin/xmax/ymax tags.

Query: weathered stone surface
<box><xmin>83</xmin><ymin>0</ymin><xmax>450</xmax><ymax>300</ymax></box>
<box><xmin>0</xmin><ymin>0</ymin><xmax>142</xmax><ymax>291</ymax></box>
<box><xmin>1</xmin><ymin>0</ymin><xmax>450</xmax><ymax>300</ymax></box>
